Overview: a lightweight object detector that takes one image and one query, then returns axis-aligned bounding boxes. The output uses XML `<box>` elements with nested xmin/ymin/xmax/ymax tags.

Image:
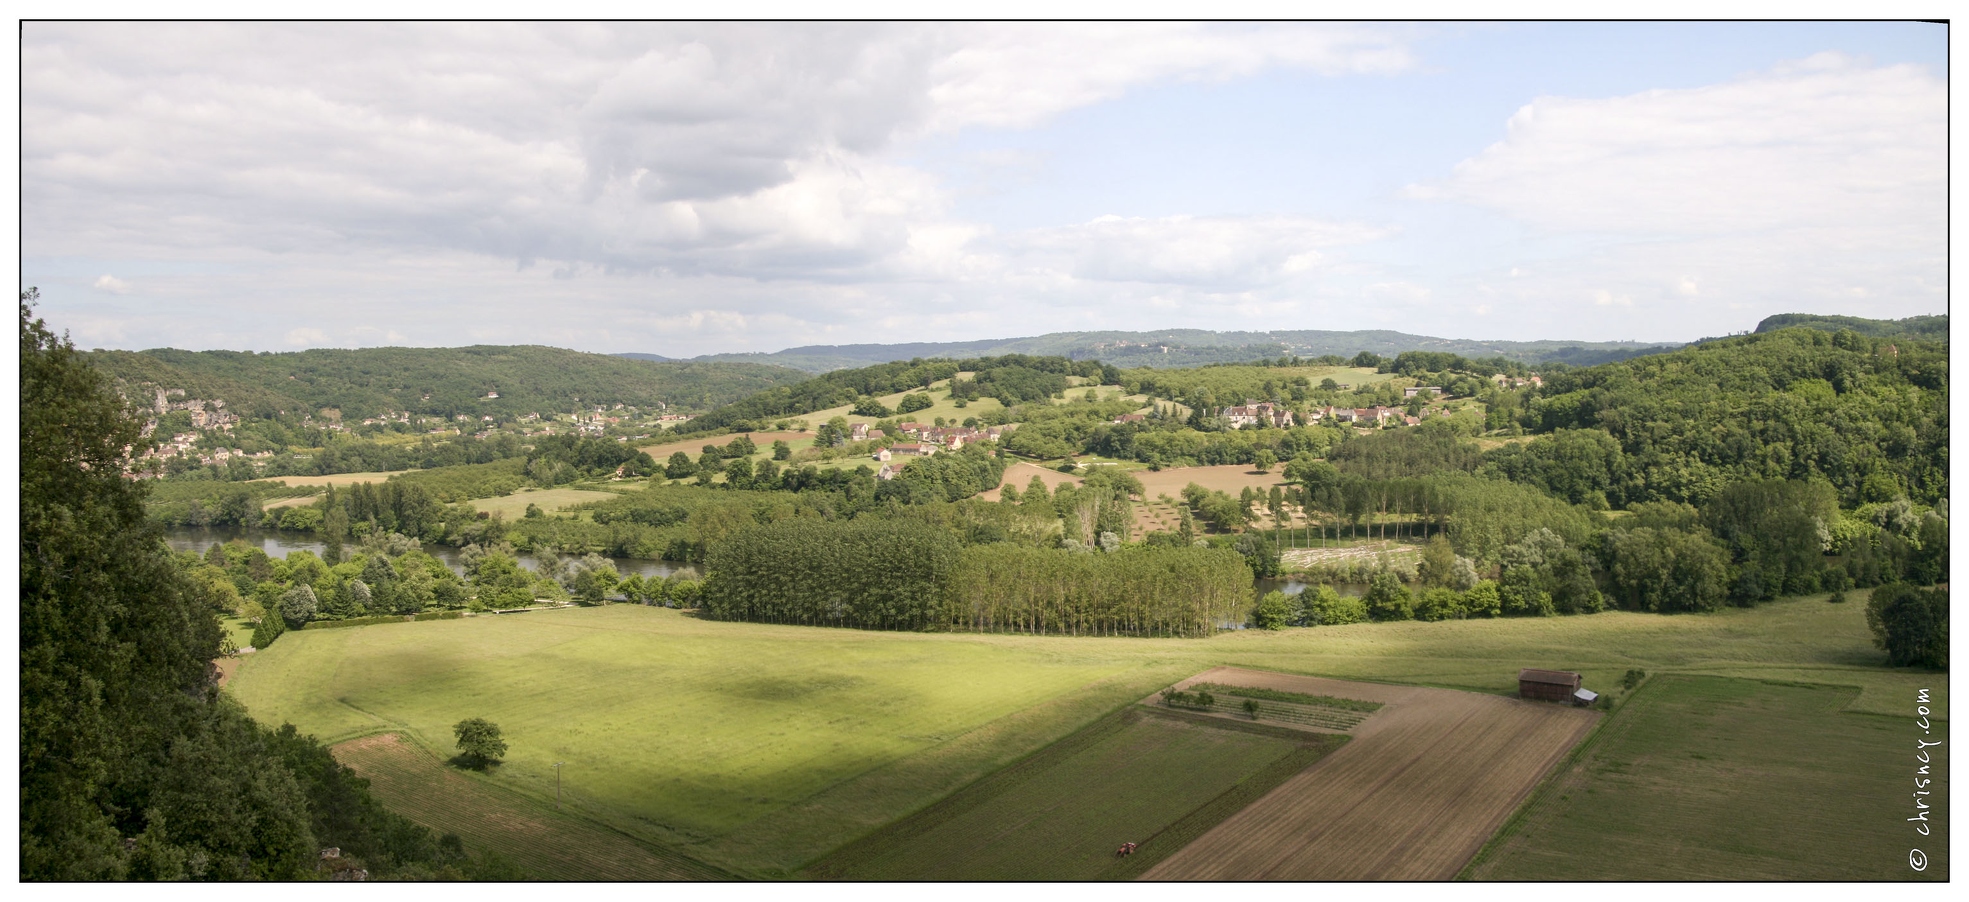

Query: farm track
<box><xmin>1143</xmin><ymin>667</ymin><xmax>1597</xmax><ymax>881</ymax></box>
<box><xmin>333</xmin><ymin>733</ymin><xmax>731</xmax><ymax>881</ymax></box>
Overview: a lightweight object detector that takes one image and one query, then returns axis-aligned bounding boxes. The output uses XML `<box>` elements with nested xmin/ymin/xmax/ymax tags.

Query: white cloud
<box><xmin>92</xmin><ymin>274</ymin><xmax>130</xmax><ymax>294</ymax></box>
<box><xmin>1002</xmin><ymin>214</ymin><xmax>1389</xmax><ymax>290</ymax></box>
<box><xmin>285</xmin><ymin>327</ymin><xmax>329</xmax><ymax>346</ymax></box>
<box><xmin>922</xmin><ymin>23</ymin><xmax>1413</xmax><ymax>133</ymax></box>
<box><xmin>23</xmin><ymin>22</ymin><xmax>1416</xmax><ymax>284</ymax></box>
<box><xmin>1402</xmin><ymin>54</ymin><xmax>1942</xmax><ymax>338</ymax></box>
<box><xmin>1409</xmin><ymin>54</ymin><xmax>1942</xmax><ymax>239</ymax></box>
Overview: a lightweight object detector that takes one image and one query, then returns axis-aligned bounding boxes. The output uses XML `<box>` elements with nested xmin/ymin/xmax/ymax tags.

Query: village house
<box><xmin>877</xmin><ymin>459</ymin><xmax>911</xmax><ymax>480</ymax></box>
<box><xmin>1217</xmin><ymin>401</ymin><xmax>1295</xmax><ymax>429</ymax></box>
<box><xmin>1403</xmin><ymin>386</ymin><xmax>1442</xmax><ymax>399</ymax></box>
<box><xmin>850</xmin><ymin>423</ymin><xmax>870</xmax><ymax>441</ymax></box>
<box><xmin>1112</xmin><ymin>413</ymin><xmax>1147</xmax><ymax>425</ymax></box>
<box><xmin>897</xmin><ymin>422</ymin><xmax>926</xmax><ymax>436</ymax></box>
<box><xmin>872</xmin><ymin>447</ymin><xmax>892</xmax><ymax>462</ymax></box>
<box><xmin>890</xmin><ymin>442</ymin><xmax>936</xmax><ymax>456</ymax></box>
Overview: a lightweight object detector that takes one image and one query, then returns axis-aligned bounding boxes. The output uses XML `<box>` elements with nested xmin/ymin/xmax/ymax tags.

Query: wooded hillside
<box><xmin>83</xmin><ymin>345</ymin><xmax>810</xmax><ymax>420</ymax></box>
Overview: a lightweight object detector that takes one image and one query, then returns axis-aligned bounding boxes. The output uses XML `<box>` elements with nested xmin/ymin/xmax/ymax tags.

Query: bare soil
<box><xmin>1141</xmin><ymin>667</ymin><xmax>1598</xmax><ymax>881</ymax></box>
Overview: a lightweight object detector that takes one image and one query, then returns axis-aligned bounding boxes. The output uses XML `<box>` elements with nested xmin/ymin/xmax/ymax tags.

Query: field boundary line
<box><xmin>801</xmin><ymin>705</ymin><xmax>1145</xmax><ymax>879</ymax></box>
<box><xmin>1456</xmin><ymin>674</ymin><xmax>1654</xmax><ymax>880</ymax></box>
<box><xmin>336</xmin><ymin>732</ymin><xmax>739</xmax><ymax>881</ymax></box>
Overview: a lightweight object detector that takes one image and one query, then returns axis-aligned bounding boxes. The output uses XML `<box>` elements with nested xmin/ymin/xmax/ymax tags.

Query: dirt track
<box><xmin>1142</xmin><ymin>667</ymin><xmax>1598</xmax><ymax>881</ymax></box>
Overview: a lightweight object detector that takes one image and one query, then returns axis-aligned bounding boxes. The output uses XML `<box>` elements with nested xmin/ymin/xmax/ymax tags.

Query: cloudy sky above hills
<box><xmin>22</xmin><ymin>21</ymin><xmax>1947</xmax><ymax>356</ymax></box>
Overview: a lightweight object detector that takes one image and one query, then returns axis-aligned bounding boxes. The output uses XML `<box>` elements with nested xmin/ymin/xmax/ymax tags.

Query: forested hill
<box><xmin>82</xmin><ymin>346</ymin><xmax>810</xmax><ymax>420</ymax></box>
<box><xmin>1753</xmin><ymin>312</ymin><xmax>1947</xmax><ymax>342</ymax></box>
<box><xmin>1512</xmin><ymin>326</ymin><xmax>1947</xmax><ymax>508</ymax></box>
<box><xmin>651</xmin><ymin>328</ymin><xmax>1682</xmax><ymax>373</ymax></box>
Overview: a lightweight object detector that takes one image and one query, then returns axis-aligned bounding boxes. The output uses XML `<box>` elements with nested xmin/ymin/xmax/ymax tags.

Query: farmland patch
<box><xmin>1465</xmin><ymin>675</ymin><xmax>1949</xmax><ymax>881</ymax></box>
<box><xmin>332</xmin><ymin>733</ymin><xmax>730</xmax><ymax>880</ymax></box>
<box><xmin>807</xmin><ymin>705</ymin><xmax>1343</xmax><ymax>880</ymax></box>
<box><xmin>1143</xmin><ymin>667</ymin><xmax>1597</xmax><ymax>880</ymax></box>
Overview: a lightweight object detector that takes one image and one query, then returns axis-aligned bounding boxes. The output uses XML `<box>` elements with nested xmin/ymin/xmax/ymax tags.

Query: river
<box><xmin>162</xmin><ymin>526</ymin><xmax>699</xmax><ymax>581</ymax></box>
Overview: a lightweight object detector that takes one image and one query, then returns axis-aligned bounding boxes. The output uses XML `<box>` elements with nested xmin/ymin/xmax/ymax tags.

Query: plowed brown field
<box><xmin>1142</xmin><ymin>667</ymin><xmax>1597</xmax><ymax>881</ymax></box>
<box><xmin>332</xmin><ymin>733</ymin><xmax>729</xmax><ymax>880</ymax></box>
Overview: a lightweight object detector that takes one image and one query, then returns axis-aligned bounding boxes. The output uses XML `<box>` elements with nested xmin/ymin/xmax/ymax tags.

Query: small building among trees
<box><xmin>1518</xmin><ymin>668</ymin><xmax>1582</xmax><ymax>703</ymax></box>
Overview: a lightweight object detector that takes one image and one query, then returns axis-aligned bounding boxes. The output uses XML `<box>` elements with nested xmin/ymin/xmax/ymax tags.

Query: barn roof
<box><xmin>1518</xmin><ymin>668</ymin><xmax>1582</xmax><ymax>685</ymax></box>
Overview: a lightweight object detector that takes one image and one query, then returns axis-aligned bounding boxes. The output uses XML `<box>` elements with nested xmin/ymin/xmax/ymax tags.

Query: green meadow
<box><xmin>1466</xmin><ymin>674</ymin><xmax>1949</xmax><ymax>881</ymax></box>
<box><xmin>225</xmin><ymin>591</ymin><xmax>1944</xmax><ymax>877</ymax></box>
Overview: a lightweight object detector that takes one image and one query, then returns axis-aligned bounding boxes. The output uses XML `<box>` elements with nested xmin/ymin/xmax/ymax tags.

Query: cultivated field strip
<box><xmin>1143</xmin><ymin>668</ymin><xmax>1597</xmax><ymax>881</ymax></box>
<box><xmin>1173</xmin><ymin>698</ymin><xmax>1369</xmax><ymax>731</ymax></box>
<box><xmin>334</xmin><ymin>733</ymin><xmax>731</xmax><ymax>881</ymax></box>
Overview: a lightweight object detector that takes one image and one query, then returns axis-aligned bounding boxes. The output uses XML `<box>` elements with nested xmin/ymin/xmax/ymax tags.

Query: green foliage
<box><xmin>1415</xmin><ymin>587</ymin><xmax>1465</xmax><ymax>622</ymax></box>
<box><xmin>1622</xmin><ymin>669</ymin><xmax>1646</xmax><ymax>690</ymax></box>
<box><xmin>1599</xmin><ymin>526</ymin><xmax>1731</xmax><ymax>613</ymax></box>
<box><xmin>1329</xmin><ymin>428</ymin><xmax>1482</xmax><ymax>479</ymax></box>
<box><xmin>85</xmin><ymin>343</ymin><xmax>808</xmax><ymax>421</ymax></box>
<box><xmin>22</xmin><ymin>292</ymin><xmax>509</xmax><ymax>880</ymax></box>
<box><xmin>1363</xmin><ymin>569</ymin><xmax>1414</xmax><ymax>621</ymax></box>
<box><xmin>1701</xmin><ymin>478</ymin><xmax>1840</xmax><ymax>602</ymax></box>
<box><xmin>1864</xmin><ymin>584</ymin><xmax>1948</xmax><ymax>669</ymax></box>
<box><xmin>895</xmin><ymin>392</ymin><xmax>934</xmax><ymax>414</ymax></box>
<box><xmin>1252</xmin><ymin>590</ymin><xmax>1296</xmax><ymax>630</ymax></box>
<box><xmin>453</xmin><ymin>718</ymin><xmax>509</xmax><ymax>769</ymax></box>
<box><xmin>1753</xmin><ymin>312</ymin><xmax>1947</xmax><ymax>341</ymax></box>
<box><xmin>1300</xmin><ymin>585</ymin><xmax>1368</xmax><ymax>626</ymax></box>
<box><xmin>701</xmin><ymin>517</ymin><xmax>963</xmax><ymax>629</ymax></box>
<box><xmin>947</xmin><ymin>544</ymin><xmax>1252</xmax><ymax>637</ymax></box>
<box><xmin>1528</xmin><ymin>328</ymin><xmax>1946</xmax><ymax>507</ymax></box>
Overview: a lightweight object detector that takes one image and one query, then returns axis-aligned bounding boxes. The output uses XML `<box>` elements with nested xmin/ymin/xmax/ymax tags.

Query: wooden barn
<box><xmin>1518</xmin><ymin>668</ymin><xmax>1582</xmax><ymax>703</ymax></box>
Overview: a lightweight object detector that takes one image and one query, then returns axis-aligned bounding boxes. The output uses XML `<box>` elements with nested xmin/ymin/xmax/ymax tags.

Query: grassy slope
<box><xmin>225</xmin><ymin>592</ymin><xmax>1942</xmax><ymax>878</ymax></box>
<box><xmin>467</xmin><ymin>487</ymin><xmax>625</xmax><ymax>518</ymax></box>
<box><xmin>1466</xmin><ymin>674</ymin><xmax>1949</xmax><ymax>881</ymax></box>
<box><xmin>810</xmin><ymin>706</ymin><xmax>1340</xmax><ymax>880</ymax></box>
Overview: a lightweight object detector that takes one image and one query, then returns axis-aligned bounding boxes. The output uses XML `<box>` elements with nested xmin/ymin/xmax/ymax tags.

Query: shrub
<box><xmin>1865</xmin><ymin>583</ymin><xmax>1948</xmax><ymax>669</ymax></box>
<box><xmin>1363</xmin><ymin>570</ymin><xmax>1414</xmax><ymax>621</ymax></box>
<box><xmin>1252</xmin><ymin>590</ymin><xmax>1296</xmax><ymax>630</ymax></box>
<box><xmin>1622</xmin><ymin>669</ymin><xmax>1646</xmax><ymax>690</ymax></box>
<box><xmin>1301</xmin><ymin>585</ymin><xmax>1367</xmax><ymax>626</ymax></box>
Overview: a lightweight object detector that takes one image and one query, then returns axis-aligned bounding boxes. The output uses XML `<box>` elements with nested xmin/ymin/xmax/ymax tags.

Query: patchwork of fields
<box><xmin>226</xmin><ymin>593</ymin><xmax>1946</xmax><ymax>880</ymax></box>
<box><xmin>1465</xmin><ymin>675</ymin><xmax>1950</xmax><ymax>881</ymax></box>
<box><xmin>1144</xmin><ymin>668</ymin><xmax>1598</xmax><ymax>880</ymax></box>
<box><xmin>810</xmin><ymin>706</ymin><xmax>1343</xmax><ymax>880</ymax></box>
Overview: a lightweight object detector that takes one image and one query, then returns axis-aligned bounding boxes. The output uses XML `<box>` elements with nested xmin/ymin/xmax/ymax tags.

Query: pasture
<box><xmin>227</xmin><ymin>592</ymin><xmax>1943</xmax><ymax>878</ymax></box>
<box><xmin>637</xmin><ymin>430</ymin><xmax>812</xmax><ymax>465</ymax></box>
<box><xmin>259</xmin><ymin>494</ymin><xmax>319</xmax><ymax>511</ymax></box>
<box><xmin>809</xmin><ymin>706</ymin><xmax>1342</xmax><ymax>880</ymax></box>
<box><xmin>1465</xmin><ymin>674</ymin><xmax>1950</xmax><ymax>881</ymax></box>
<box><xmin>333</xmin><ymin>733</ymin><xmax>731</xmax><ymax>880</ymax></box>
<box><xmin>468</xmin><ymin>487</ymin><xmax>625</xmax><ymax>518</ymax></box>
<box><xmin>1144</xmin><ymin>668</ymin><xmax>1598</xmax><ymax>880</ymax></box>
<box><xmin>252</xmin><ymin>469</ymin><xmax>411</xmax><ymax>488</ymax></box>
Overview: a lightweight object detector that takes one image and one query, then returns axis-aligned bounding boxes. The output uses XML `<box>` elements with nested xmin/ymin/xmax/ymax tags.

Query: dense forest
<box><xmin>22</xmin><ymin>295</ymin><xmax>524</xmax><ymax>880</ymax></box>
<box><xmin>681</xmin><ymin>354</ymin><xmax>1117</xmax><ymax>433</ymax></box>
<box><xmin>83</xmin><ymin>344</ymin><xmax>809</xmax><ymax>420</ymax></box>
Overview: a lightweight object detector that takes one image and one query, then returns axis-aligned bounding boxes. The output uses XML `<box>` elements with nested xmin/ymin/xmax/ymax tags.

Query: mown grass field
<box><xmin>226</xmin><ymin>592</ymin><xmax>1943</xmax><ymax>878</ymax></box>
<box><xmin>1465</xmin><ymin>674</ymin><xmax>1949</xmax><ymax>881</ymax></box>
<box><xmin>333</xmin><ymin>733</ymin><xmax>732</xmax><ymax>880</ymax></box>
<box><xmin>468</xmin><ymin>487</ymin><xmax>625</xmax><ymax>518</ymax></box>
<box><xmin>808</xmin><ymin>706</ymin><xmax>1342</xmax><ymax>880</ymax></box>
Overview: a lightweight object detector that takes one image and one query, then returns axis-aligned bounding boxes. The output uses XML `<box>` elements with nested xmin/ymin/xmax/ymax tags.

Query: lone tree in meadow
<box><xmin>453</xmin><ymin>718</ymin><xmax>508</xmax><ymax>769</ymax></box>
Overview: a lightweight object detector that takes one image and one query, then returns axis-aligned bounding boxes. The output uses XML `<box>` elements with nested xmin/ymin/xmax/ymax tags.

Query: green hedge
<box><xmin>301</xmin><ymin>611</ymin><xmax>464</xmax><ymax>630</ymax></box>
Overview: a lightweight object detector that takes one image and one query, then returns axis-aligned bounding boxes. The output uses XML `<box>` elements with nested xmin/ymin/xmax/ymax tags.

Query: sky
<box><xmin>19</xmin><ymin>21</ymin><xmax>1949</xmax><ymax>357</ymax></box>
